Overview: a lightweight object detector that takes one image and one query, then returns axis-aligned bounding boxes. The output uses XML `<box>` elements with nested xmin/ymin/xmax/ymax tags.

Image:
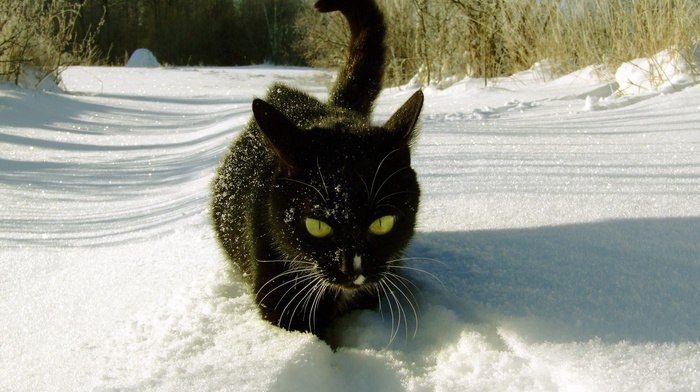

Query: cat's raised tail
<box><xmin>315</xmin><ymin>0</ymin><xmax>386</xmax><ymax>117</ymax></box>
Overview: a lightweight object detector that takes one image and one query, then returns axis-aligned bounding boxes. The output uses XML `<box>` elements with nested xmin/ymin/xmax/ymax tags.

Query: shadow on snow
<box><xmin>408</xmin><ymin>217</ymin><xmax>700</xmax><ymax>344</ymax></box>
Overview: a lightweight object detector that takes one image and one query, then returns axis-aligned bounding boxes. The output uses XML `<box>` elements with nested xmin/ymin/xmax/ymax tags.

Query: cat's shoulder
<box><xmin>264</xmin><ymin>82</ymin><xmax>311</xmax><ymax>103</ymax></box>
<box><xmin>265</xmin><ymin>82</ymin><xmax>326</xmax><ymax>110</ymax></box>
<box><xmin>261</xmin><ymin>83</ymin><xmax>325</xmax><ymax>125</ymax></box>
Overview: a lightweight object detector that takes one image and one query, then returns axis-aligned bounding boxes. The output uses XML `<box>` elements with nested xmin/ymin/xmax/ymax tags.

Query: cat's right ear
<box><xmin>252</xmin><ymin>99</ymin><xmax>300</xmax><ymax>170</ymax></box>
<box><xmin>383</xmin><ymin>90</ymin><xmax>424</xmax><ymax>146</ymax></box>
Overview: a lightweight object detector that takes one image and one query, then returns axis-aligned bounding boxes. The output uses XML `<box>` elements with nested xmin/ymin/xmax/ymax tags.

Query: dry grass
<box><xmin>295</xmin><ymin>0</ymin><xmax>700</xmax><ymax>86</ymax></box>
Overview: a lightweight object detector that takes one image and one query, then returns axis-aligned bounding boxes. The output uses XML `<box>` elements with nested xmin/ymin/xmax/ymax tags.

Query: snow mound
<box><xmin>616</xmin><ymin>46</ymin><xmax>700</xmax><ymax>95</ymax></box>
<box><xmin>127</xmin><ymin>48</ymin><xmax>160</xmax><ymax>68</ymax></box>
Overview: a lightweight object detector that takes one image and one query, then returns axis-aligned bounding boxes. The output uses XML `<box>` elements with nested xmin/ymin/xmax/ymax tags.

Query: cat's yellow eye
<box><xmin>369</xmin><ymin>215</ymin><xmax>396</xmax><ymax>235</ymax></box>
<box><xmin>305</xmin><ymin>218</ymin><xmax>333</xmax><ymax>238</ymax></box>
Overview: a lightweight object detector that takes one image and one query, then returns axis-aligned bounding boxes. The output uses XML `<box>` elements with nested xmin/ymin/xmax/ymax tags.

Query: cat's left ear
<box><xmin>383</xmin><ymin>90</ymin><xmax>424</xmax><ymax>146</ymax></box>
<box><xmin>252</xmin><ymin>98</ymin><xmax>301</xmax><ymax>169</ymax></box>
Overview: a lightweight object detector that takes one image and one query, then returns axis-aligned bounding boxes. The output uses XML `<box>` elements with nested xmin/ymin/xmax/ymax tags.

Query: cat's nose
<box><xmin>340</xmin><ymin>254</ymin><xmax>363</xmax><ymax>278</ymax></box>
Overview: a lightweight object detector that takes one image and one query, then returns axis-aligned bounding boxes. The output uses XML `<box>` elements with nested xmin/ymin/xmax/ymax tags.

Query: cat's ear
<box><xmin>383</xmin><ymin>90</ymin><xmax>423</xmax><ymax>146</ymax></box>
<box><xmin>252</xmin><ymin>98</ymin><xmax>301</xmax><ymax>169</ymax></box>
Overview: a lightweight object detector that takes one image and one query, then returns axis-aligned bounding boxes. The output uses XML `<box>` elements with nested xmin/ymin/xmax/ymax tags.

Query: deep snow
<box><xmin>1</xmin><ymin>57</ymin><xmax>699</xmax><ymax>391</ymax></box>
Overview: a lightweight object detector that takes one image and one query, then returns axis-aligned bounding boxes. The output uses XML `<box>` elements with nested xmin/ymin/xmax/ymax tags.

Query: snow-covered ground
<box><xmin>1</xmin><ymin>59</ymin><xmax>699</xmax><ymax>391</ymax></box>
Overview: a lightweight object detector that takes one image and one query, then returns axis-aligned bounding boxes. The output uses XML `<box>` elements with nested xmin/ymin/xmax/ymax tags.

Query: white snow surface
<box><xmin>1</xmin><ymin>61</ymin><xmax>700</xmax><ymax>391</ymax></box>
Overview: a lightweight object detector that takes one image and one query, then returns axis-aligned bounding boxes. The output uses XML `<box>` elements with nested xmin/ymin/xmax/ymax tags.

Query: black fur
<box><xmin>212</xmin><ymin>0</ymin><xmax>424</xmax><ymax>343</ymax></box>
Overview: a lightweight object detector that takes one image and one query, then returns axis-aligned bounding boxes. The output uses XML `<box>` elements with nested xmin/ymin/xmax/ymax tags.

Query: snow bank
<box><xmin>616</xmin><ymin>46</ymin><xmax>700</xmax><ymax>94</ymax></box>
<box><xmin>11</xmin><ymin>66</ymin><xmax>63</xmax><ymax>91</ymax></box>
<box><xmin>1</xmin><ymin>65</ymin><xmax>699</xmax><ymax>391</ymax></box>
<box><xmin>127</xmin><ymin>48</ymin><xmax>160</xmax><ymax>67</ymax></box>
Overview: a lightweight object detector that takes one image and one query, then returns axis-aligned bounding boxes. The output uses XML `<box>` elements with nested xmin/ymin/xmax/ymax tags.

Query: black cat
<box><xmin>212</xmin><ymin>0</ymin><xmax>423</xmax><ymax>344</ymax></box>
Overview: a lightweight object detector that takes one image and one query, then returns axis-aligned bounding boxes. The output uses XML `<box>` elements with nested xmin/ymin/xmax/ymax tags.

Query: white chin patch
<box><xmin>353</xmin><ymin>275</ymin><xmax>366</xmax><ymax>286</ymax></box>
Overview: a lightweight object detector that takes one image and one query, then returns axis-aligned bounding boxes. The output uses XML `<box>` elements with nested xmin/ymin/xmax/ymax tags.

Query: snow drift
<box><xmin>616</xmin><ymin>46</ymin><xmax>700</xmax><ymax>95</ymax></box>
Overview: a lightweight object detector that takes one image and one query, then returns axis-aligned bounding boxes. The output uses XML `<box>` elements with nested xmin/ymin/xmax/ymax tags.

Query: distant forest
<box><xmin>2</xmin><ymin>0</ymin><xmax>699</xmax><ymax>87</ymax></box>
<box><xmin>76</xmin><ymin>0</ymin><xmax>700</xmax><ymax>87</ymax></box>
<box><xmin>78</xmin><ymin>0</ymin><xmax>306</xmax><ymax>66</ymax></box>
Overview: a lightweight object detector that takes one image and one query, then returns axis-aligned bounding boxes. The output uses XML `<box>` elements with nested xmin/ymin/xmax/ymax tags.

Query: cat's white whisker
<box><xmin>256</xmin><ymin>256</ymin><xmax>316</xmax><ymax>300</ymax></box>
<box><xmin>309</xmin><ymin>281</ymin><xmax>331</xmax><ymax>333</ymax></box>
<box><xmin>256</xmin><ymin>266</ymin><xmax>312</xmax><ymax>295</ymax></box>
<box><xmin>388</xmin><ymin>265</ymin><xmax>444</xmax><ymax>288</ymax></box>
<box><xmin>277</xmin><ymin>177</ymin><xmax>327</xmax><ymax>203</ymax></box>
<box><xmin>283</xmin><ymin>282</ymin><xmax>316</xmax><ymax>329</ymax></box>
<box><xmin>281</xmin><ymin>273</ymin><xmax>327</xmax><ymax>330</ymax></box>
<box><xmin>383</xmin><ymin>273</ymin><xmax>419</xmax><ymax>339</ymax></box>
<box><xmin>357</xmin><ymin>172</ymin><xmax>371</xmax><ymax>201</ymax></box>
<box><xmin>375</xmin><ymin>281</ymin><xmax>393</xmax><ymax>341</ymax></box>
<box><xmin>377</xmin><ymin>279</ymin><xmax>402</xmax><ymax>346</ymax></box>
<box><xmin>389</xmin><ymin>256</ymin><xmax>447</xmax><ymax>266</ymax></box>
<box><xmin>388</xmin><ymin>285</ymin><xmax>405</xmax><ymax>345</ymax></box>
<box><xmin>381</xmin><ymin>276</ymin><xmax>406</xmax><ymax>340</ymax></box>
<box><xmin>316</xmin><ymin>157</ymin><xmax>330</xmax><ymax>199</ymax></box>
<box><xmin>373</xmin><ymin>285</ymin><xmax>385</xmax><ymax>320</ymax></box>
<box><xmin>257</xmin><ymin>258</ymin><xmax>315</xmax><ymax>265</ymax></box>
<box><xmin>258</xmin><ymin>270</ymin><xmax>317</xmax><ymax>306</ymax></box>
<box><xmin>372</xmin><ymin>165</ymin><xmax>411</xmax><ymax>203</ymax></box>
<box><xmin>294</xmin><ymin>276</ymin><xmax>326</xmax><ymax>332</ymax></box>
<box><xmin>385</xmin><ymin>271</ymin><xmax>422</xmax><ymax>305</ymax></box>
<box><xmin>369</xmin><ymin>148</ymin><xmax>400</xmax><ymax>200</ymax></box>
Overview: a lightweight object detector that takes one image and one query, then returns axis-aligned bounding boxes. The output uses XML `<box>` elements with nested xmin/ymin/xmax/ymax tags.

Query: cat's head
<box><xmin>253</xmin><ymin>91</ymin><xmax>423</xmax><ymax>290</ymax></box>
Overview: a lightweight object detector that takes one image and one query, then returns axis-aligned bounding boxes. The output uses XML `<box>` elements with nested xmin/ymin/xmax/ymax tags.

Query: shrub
<box><xmin>0</xmin><ymin>0</ymin><xmax>102</xmax><ymax>87</ymax></box>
